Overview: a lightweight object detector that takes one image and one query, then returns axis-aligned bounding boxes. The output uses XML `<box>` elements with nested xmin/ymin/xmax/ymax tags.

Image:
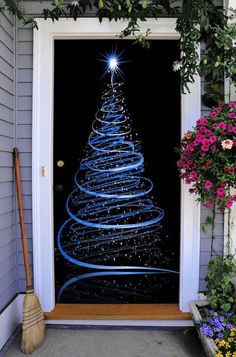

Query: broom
<box><xmin>13</xmin><ymin>147</ymin><xmax>45</xmax><ymax>354</ymax></box>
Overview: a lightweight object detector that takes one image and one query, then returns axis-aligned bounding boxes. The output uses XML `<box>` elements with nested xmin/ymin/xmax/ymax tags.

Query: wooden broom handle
<box><xmin>13</xmin><ymin>148</ymin><xmax>32</xmax><ymax>289</ymax></box>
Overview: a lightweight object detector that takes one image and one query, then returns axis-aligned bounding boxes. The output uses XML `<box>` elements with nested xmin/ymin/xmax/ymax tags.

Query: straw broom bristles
<box><xmin>21</xmin><ymin>289</ymin><xmax>45</xmax><ymax>354</ymax></box>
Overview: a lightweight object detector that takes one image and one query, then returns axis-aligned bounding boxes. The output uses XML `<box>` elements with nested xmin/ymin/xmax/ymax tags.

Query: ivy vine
<box><xmin>1</xmin><ymin>0</ymin><xmax>236</xmax><ymax>93</ymax></box>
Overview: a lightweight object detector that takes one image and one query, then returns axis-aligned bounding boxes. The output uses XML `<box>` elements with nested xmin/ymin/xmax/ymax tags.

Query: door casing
<box><xmin>32</xmin><ymin>18</ymin><xmax>201</xmax><ymax>313</ymax></box>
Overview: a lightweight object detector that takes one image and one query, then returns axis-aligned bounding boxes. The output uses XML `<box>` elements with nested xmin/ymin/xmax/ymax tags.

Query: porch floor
<box><xmin>4</xmin><ymin>326</ymin><xmax>205</xmax><ymax>357</ymax></box>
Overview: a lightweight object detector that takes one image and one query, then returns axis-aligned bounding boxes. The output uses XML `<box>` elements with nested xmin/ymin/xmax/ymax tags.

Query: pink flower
<box><xmin>217</xmin><ymin>187</ymin><xmax>225</xmax><ymax>199</ymax></box>
<box><xmin>209</xmin><ymin>136</ymin><xmax>217</xmax><ymax>143</ymax></box>
<box><xmin>196</xmin><ymin>118</ymin><xmax>208</xmax><ymax>126</ymax></box>
<box><xmin>224</xmin><ymin>167</ymin><xmax>234</xmax><ymax>174</ymax></box>
<box><xmin>190</xmin><ymin>171</ymin><xmax>197</xmax><ymax>180</ymax></box>
<box><xmin>201</xmin><ymin>145</ymin><xmax>209</xmax><ymax>152</ymax></box>
<box><xmin>195</xmin><ymin>135</ymin><xmax>203</xmax><ymax>143</ymax></box>
<box><xmin>210</xmin><ymin>111</ymin><xmax>217</xmax><ymax>117</ymax></box>
<box><xmin>188</xmin><ymin>143</ymin><xmax>194</xmax><ymax>151</ymax></box>
<box><xmin>217</xmin><ymin>188</ymin><xmax>225</xmax><ymax>194</ymax></box>
<box><xmin>185</xmin><ymin>178</ymin><xmax>191</xmax><ymax>184</ymax></box>
<box><xmin>233</xmin><ymin>194</ymin><xmax>236</xmax><ymax>201</ymax></box>
<box><xmin>204</xmin><ymin>201</ymin><xmax>214</xmax><ymax>208</ymax></box>
<box><xmin>226</xmin><ymin>200</ymin><xmax>233</xmax><ymax>208</ymax></box>
<box><xmin>177</xmin><ymin>160</ymin><xmax>183</xmax><ymax>167</ymax></box>
<box><xmin>232</xmin><ymin>127</ymin><xmax>236</xmax><ymax>134</ymax></box>
<box><xmin>227</xmin><ymin>124</ymin><xmax>234</xmax><ymax>132</ymax></box>
<box><xmin>215</xmin><ymin>106</ymin><xmax>222</xmax><ymax>112</ymax></box>
<box><xmin>218</xmin><ymin>122</ymin><xmax>227</xmax><ymax>129</ymax></box>
<box><xmin>204</xmin><ymin>129</ymin><xmax>212</xmax><ymax>136</ymax></box>
<box><xmin>211</xmin><ymin>145</ymin><xmax>216</xmax><ymax>152</ymax></box>
<box><xmin>202</xmin><ymin>138</ymin><xmax>210</xmax><ymax>145</ymax></box>
<box><xmin>221</xmin><ymin>139</ymin><xmax>234</xmax><ymax>150</ymax></box>
<box><xmin>189</xmin><ymin>188</ymin><xmax>195</xmax><ymax>194</ymax></box>
<box><xmin>228</xmin><ymin>112</ymin><xmax>235</xmax><ymax>119</ymax></box>
<box><xmin>228</xmin><ymin>102</ymin><xmax>236</xmax><ymax>108</ymax></box>
<box><xmin>204</xmin><ymin>181</ymin><xmax>213</xmax><ymax>189</ymax></box>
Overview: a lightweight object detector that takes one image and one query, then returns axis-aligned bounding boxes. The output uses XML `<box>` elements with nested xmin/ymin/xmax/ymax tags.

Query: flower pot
<box><xmin>190</xmin><ymin>301</ymin><xmax>216</xmax><ymax>357</ymax></box>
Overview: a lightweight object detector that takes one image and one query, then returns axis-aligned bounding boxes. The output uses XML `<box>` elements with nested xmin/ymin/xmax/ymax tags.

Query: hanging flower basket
<box><xmin>177</xmin><ymin>102</ymin><xmax>236</xmax><ymax>212</ymax></box>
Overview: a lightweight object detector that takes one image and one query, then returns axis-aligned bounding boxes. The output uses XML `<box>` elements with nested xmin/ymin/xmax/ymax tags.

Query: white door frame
<box><xmin>32</xmin><ymin>18</ymin><xmax>201</xmax><ymax>312</ymax></box>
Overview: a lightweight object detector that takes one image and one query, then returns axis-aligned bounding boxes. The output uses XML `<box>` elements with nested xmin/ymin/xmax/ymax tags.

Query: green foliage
<box><xmin>1</xmin><ymin>0</ymin><xmax>236</xmax><ymax>93</ymax></box>
<box><xmin>205</xmin><ymin>255</ymin><xmax>236</xmax><ymax>315</ymax></box>
<box><xmin>201</xmin><ymin>215</ymin><xmax>214</xmax><ymax>234</ymax></box>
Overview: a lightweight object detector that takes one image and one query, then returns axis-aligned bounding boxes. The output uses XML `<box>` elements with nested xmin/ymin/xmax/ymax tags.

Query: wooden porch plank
<box><xmin>45</xmin><ymin>304</ymin><xmax>191</xmax><ymax>320</ymax></box>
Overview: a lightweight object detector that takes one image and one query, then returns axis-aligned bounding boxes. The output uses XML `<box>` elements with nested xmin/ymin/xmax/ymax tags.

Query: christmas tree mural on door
<box><xmin>54</xmin><ymin>40</ymin><xmax>180</xmax><ymax>303</ymax></box>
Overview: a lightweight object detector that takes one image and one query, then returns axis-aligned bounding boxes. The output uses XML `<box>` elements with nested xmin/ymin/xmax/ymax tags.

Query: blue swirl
<box><xmin>57</xmin><ymin>81</ymin><xmax>176</xmax><ymax>273</ymax></box>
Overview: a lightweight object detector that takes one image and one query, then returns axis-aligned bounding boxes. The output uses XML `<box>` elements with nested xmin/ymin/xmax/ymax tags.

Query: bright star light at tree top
<box><xmin>109</xmin><ymin>57</ymin><xmax>118</xmax><ymax>71</ymax></box>
<box><xmin>101</xmin><ymin>51</ymin><xmax>125</xmax><ymax>84</ymax></box>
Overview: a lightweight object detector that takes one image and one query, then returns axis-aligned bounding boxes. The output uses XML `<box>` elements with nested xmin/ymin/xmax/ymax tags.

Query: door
<box><xmin>53</xmin><ymin>39</ymin><xmax>180</xmax><ymax>304</ymax></box>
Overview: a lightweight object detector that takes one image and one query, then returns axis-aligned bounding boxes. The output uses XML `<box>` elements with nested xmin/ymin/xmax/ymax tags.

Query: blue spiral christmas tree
<box><xmin>57</xmin><ymin>56</ymin><xmax>176</xmax><ymax>274</ymax></box>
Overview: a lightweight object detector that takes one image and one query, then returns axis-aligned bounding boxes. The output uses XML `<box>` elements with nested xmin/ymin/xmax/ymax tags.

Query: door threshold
<box><xmin>45</xmin><ymin>304</ymin><xmax>191</xmax><ymax>321</ymax></box>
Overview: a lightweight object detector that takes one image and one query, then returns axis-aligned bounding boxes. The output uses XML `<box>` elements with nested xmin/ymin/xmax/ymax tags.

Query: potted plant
<box><xmin>177</xmin><ymin>101</ymin><xmax>236</xmax><ymax>356</ymax></box>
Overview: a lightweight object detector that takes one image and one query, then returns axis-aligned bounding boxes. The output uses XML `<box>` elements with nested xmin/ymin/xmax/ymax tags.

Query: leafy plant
<box><xmin>1</xmin><ymin>0</ymin><xmax>236</xmax><ymax>93</ymax></box>
<box><xmin>206</xmin><ymin>255</ymin><xmax>236</xmax><ymax>314</ymax></box>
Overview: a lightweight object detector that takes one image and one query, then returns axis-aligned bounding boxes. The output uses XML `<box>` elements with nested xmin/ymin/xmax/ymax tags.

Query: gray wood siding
<box><xmin>15</xmin><ymin>0</ymin><xmax>224</xmax><ymax>296</ymax></box>
<box><xmin>0</xmin><ymin>9</ymin><xmax>17</xmax><ymax>310</ymax></box>
<box><xmin>16</xmin><ymin>19</ymin><xmax>33</xmax><ymax>292</ymax></box>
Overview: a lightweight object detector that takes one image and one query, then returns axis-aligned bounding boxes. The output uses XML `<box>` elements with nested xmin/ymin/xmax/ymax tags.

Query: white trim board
<box><xmin>46</xmin><ymin>320</ymin><xmax>193</xmax><ymax>327</ymax></box>
<box><xmin>32</xmin><ymin>18</ymin><xmax>201</xmax><ymax>313</ymax></box>
<box><xmin>0</xmin><ymin>294</ymin><xmax>23</xmax><ymax>350</ymax></box>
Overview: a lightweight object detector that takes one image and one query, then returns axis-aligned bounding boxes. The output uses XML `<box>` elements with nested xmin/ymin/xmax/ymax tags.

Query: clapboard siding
<box><xmin>17</xmin><ymin>110</ymin><xmax>32</xmax><ymax>124</ymax></box>
<box><xmin>16</xmin><ymin>19</ymin><xmax>34</xmax><ymax>290</ymax></box>
<box><xmin>0</xmin><ymin>254</ymin><xmax>16</xmax><ymax>280</ymax></box>
<box><xmin>0</xmin><ymin>167</ymin><xmax>13</xmax><ymax>182</ymax></box>
<box><xmin>14</xmin><ymin>0</ymin><xmax>225</xmax><ymax>298</ymax></box>
<box><xmin>0</xmin><ymin>15</ymin><xmax>14</xmax><ymax>40</ymax></box>
<box><xmin>0</xmin><ymin>182</ymin><xmax>13</xmax><ymax>198</ymax></box>
<box><xmin>0</xmin><ymin>42</ymin><xmax>14</xmax><ymax>67</ymax></box>
<box><xmin>0</xmin><ymin>72</ymin><xmax>14</xmax><ymax>94</ymax></box>
<box><xmin>0</xmin><ymin>226</ymin><xmax>15</xmax><ymax>247</ymax></box>
<box><xmin>18</xmin><ymin>55</ymin><xmax>33</xmax><ymax>69</ymax></box>
<box><xmin>0</xmin><ymin>119</ymin><xmax>14</xmax><ymax>137</ymax></box>
<box><xmin>0</xmin><ymin>9</ymin><xmax>17</xmax><ymax>311</ymax></box>
<box><xmin>0</xmin><ymin>57</ymin><xmax>14</xmax><ymax>81</ymax></box>
<box><xmin>0</xmin><ymin>29</ymin><xmax>14</xmax><ymax>54</ymax></box>
<box><xmin>0</xmin><ymin>197</ymin><xmax>14</xmax><ymax>215</ymax></box>
<box><xmin>0</xmin><ymin>281</ymin><xmax>17</xmax><ymax>311</ymax></box>
<box><xmin>0</xmin><ymin>88</ymin><xmax>14</xmax><ymax>109</ymax></box>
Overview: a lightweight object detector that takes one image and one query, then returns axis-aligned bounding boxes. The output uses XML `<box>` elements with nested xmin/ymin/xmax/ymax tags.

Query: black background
<box><xmin>54</xmin><ymin>40</ymin><xmax>181</xmax><ymax>302</ymax></box>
